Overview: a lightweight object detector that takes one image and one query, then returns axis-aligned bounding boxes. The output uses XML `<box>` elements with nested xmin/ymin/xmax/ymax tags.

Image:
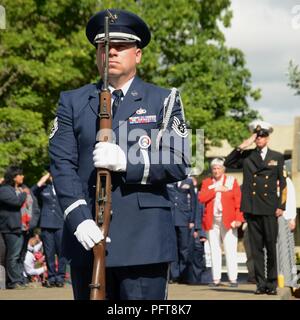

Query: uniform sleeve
<box><xmin>188</xmin><ymin>181</ymin><xmax>197</xmax><ymax>224</ymax></box>
<box><xmin>198</xmin><ymin>179</ymin><xmax>216</xmax><ymax>204</ymax></box>
<box><xmin>198</xmin><ymin>203</ymin><xmax>207</xmax><ymax>239</ymax></box>
<box><xmin>277</xmin><ymin>154</ymin><xmax>287</xmax><ymax>211</ymax></box>
<box><xmin>31</xmin><ymin>184</ymin><xmax>43</xmax><ymax>198</ymax></box>
<box><xmin>49</xmin><ymin>92</ymin><xmax>93</xmax><ymax>233</ymax></box>
<box><xmin>224</xmin><ymin>148</ymin><xmax>251</xmax><ymax>169</ymax></box>
<box><xmin>125</xmin><ymin>91</ymin><xmax>190</xmax><ymax>185</ymax></box>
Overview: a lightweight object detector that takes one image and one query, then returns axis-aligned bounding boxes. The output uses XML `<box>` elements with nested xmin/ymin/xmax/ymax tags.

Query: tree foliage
<box><xmin>0</xmin><ymin>107</ymin><xmax>48</xmax><ymax>183</ymax></box>
<box><xmin>0</xmin><ymin>0</ymin><xmax>260</xmax><ymax>182</ymax></box>
<box><xmin>288</xmin><ymin>60</ymin><xmax>300</xmax><ymax>95</ymax></box>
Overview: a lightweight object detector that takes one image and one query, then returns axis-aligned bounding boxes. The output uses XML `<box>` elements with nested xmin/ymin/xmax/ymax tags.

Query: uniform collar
<box><xmin>88</xmin><ymin>76</ymin><xmax>144</xmax><ymax>130</ymax></box>
<box><xmin>108</xmin><ymin>77</ymin><xmax>134</xmax><ymax>97</ymax></box>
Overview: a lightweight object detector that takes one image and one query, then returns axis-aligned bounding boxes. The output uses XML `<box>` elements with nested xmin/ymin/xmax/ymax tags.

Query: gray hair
<box><xmin>210</xmin><ymin>157</ymin><xmax>225</xmax><ymax>168</ymax></box>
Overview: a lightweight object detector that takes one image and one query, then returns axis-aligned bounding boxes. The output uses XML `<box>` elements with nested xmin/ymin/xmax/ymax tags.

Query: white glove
<box><xmin>93</xmin><ymin>142</ymin><xmax>127</xmax><ymax>172</ymax></box>
<box><xmin>74</xmin><ymin>219</ymin><xmax>104</xmax><ymax>251</ymax></box>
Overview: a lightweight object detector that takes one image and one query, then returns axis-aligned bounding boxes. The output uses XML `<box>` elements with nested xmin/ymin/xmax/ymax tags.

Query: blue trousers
<box><xmin>41</xmin><ymin>228</ymin><xmax>67</xmax><ymax>284</ymax></box>
<box><xmin>170</xmin><ymin>226</ymin><xmax>190</xmax><ymax>280</ymax></box>
<box><xmin>71</xmin><ymin>262</ymin><xmax>169</xmax><ymax>300</ymax></box>
<box><xmin>3</xmin><ymin>233</ymin><xmax>24</xmax><ymax>286</ymax></box>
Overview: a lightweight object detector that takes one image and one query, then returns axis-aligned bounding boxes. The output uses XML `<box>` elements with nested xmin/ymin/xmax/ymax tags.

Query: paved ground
<box><xmin>0</xmin><ymin>281</ymin><xmax>293</xmax><ymax>300</ymax></box>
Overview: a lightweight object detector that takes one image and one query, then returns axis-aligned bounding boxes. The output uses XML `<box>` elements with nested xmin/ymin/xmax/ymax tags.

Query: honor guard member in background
<box><xmin>224</xmin><ymin>120</ymin><xmax>286</xmax><ymax>295</ymax></box>
<box><xmin>31</xmin><ymin>171</ymin><xmax>67</xmax><ymax>288</ymax></box>
<box><xmin>49</xmin><ymin>9</ymin><xmax>189</xmax><ymax>300</ymax></box>
<box><xmin>167</xmin><ymin>177</ymin><xmax>201</xmax><ymax>283</ymax></box>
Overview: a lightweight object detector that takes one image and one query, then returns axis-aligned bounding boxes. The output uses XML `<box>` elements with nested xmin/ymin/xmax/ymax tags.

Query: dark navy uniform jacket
<box><xmin>224</xmin><ymin>148</ymin><xmax>286</xmax><ymax>215</ymax></box>
<box><xmin>167</xmin><ymin>178</ymin><xmax>205</xmax><ymax>236</ymax></box>
<box><xmin>31</xmin><ymin>183</ymin><xmax>64</xmax><ymax>229</ymax></box>
<box><xmin>167</xmin><ymin>178</ymin><xmax>197</xmax><ymax>227</ymax></box>
<box><xmin>49</xmin><ymin>76</ymin><xmax>189</xmax><ymax>267</ymax></box>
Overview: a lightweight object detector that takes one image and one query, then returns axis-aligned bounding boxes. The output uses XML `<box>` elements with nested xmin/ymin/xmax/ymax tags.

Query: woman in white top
<box><xmin>277</xmin><ymin>172</ymin><xmax>299</xmax><ymax>289</ymax></box>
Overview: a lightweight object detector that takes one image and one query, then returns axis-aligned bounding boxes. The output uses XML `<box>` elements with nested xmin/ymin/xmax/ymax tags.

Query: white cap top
<box><xmin>249</xmin><ymin>120</ymin><xmax>273</xmax><ymax>134</ymax></box>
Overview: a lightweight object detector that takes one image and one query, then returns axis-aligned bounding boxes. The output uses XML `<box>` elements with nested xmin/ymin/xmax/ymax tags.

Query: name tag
<box><xmin>268</xmin><ymin>160</ymin><xmax>278</xmax><ymax>166</ymax></box>
<box><xmin>129</xmin><ymin>115</ymin><xmax>157</xmax><ymax>124</ymax></box>
<box><xmin>208</xmin><ymin>184</ymin><xmax>215</xmax><ymax>190</ymax></box>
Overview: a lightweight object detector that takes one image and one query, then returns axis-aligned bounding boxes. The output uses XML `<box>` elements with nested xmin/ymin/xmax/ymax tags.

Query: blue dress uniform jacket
<box><xmin>31</xmin><ymin>184</ymin><xmax>64</xmax><ymax>229</ymax></box>
<box><xmin>167</xmin><ymin>178</ymin><xmax>197</xmax><ymax>227</ymax></box>
<box><xmin>49</xmin><ymin>76</ymin><xmax>189</xmax><ymax>268</ymax></box>
<box><xmin>224</xmin><ymin>148</ymin><xmax>286</xmax><ymax>214</ymax></box>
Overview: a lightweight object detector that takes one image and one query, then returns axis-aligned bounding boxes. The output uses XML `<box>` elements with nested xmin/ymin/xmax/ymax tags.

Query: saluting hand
<box><xmin>239</xmin><ymin>133</ymin><xmax>257</xmax><ymax>150</ymax></box>
<box><xmin>37</xmin><ymin>172</ymin><xmax>51</xmax><ymax>187</ymax></box>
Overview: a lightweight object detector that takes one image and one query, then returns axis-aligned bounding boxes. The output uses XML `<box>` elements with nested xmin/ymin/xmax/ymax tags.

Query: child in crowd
<box><xmin>23</xmin><ymin>233</ymin><xmax>47</xmax><ymax>283</ymax></box>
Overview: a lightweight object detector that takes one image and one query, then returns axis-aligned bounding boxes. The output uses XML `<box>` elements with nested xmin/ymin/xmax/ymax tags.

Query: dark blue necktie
<box><xmin>112</xmin><ymin>89</ymin><xmax>123</xmax><ymax>118</ymax></box>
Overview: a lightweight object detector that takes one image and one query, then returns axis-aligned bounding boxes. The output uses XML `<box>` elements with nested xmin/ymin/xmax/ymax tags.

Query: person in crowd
<box><xmin>0</xmin><ymin>231</ymin><xmax>6</xmax><ymax>289</ymax></box>
<box><xmin>23</xmin><ymin>232</ymin><xmax>47</xmax><ymax>283</ymax></box>
<box><xmin>0</xmin><ymin>166</ymin><xmax>28</xmax><ymax>289</ymax></box>
<box><xmin>224</xmin><ymin>120</ymin><xmax>286</xmax><ymax>295</ymax></box>
<box><xmin>31</xmin><ymin>171</ymin><xmax>67</xmax><ymax>288</ymax></box>
<box><xmin>49</xmin><ymin>9</ymin><xmax>189</xmax><ymax>300</ymax></box>
<box><xmin>15</xmin><ymin>169</ymin><xmax>40</xmax><ymax>279</ymax></box>
<box><xmin>277</xmin><ymin>167</ymin><xmax>299</xmax><ymax>289</ymax></box>
<box><xmin>199</xmin><ymin>158</ymin><xmax>244</xmax><ymax>287</ymax></box>
<box><xmin>167</xmin><ymin>176</ymin><xmax>201</xmax><ymax>283</ymax></box>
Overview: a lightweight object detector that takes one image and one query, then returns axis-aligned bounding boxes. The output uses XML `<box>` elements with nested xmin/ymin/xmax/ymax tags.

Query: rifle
<box><xmin>90</xmin><ymin>10</ymin><xmax>116</xmax><ymax>300</ymax></box>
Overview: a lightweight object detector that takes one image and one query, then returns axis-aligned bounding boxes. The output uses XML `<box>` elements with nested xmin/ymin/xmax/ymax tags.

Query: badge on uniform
<box><xmin>180</xmin><ymin>183</ymin><xmax>190</xmax><ymax>189</ymax></box>
<box><xmin>49</xmin><ymin>117</ymin><xmax>58</xmax><ymax>139</ymax></box>
<box><xmin>172</xmin><ymin>116</ymin><xmax>188</xmax><ymax>138</ymax></box>
<box><xmin>138</xmin><ymin>135</ymin><xmax>151</xmax><ymax>149</ymax></box>
<box><xmin>268</xmin><ymin>160</ymin><xmax>278</xmax><ymax>166</ymax></box>
<box><xmin>129</xmin><ymin>115</ymin><xmax>156</xmax><ymax>124</ymax></box>
<box><xmin>135</xmin><ymin>107</ymin><xmax>147</xmax><ymax>115</ymax></box>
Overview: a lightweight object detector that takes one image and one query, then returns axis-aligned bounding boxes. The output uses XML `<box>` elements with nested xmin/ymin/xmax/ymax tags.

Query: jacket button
<box><xmin>253</xmin><ymin>174</ymin><xmax>257</xmax><ymax>177</ymax></box>
<box><xmin>264</xmin><ymin>193</ymin><xmax>267</xmax><ymax>196</ymax></box>
<box><xmin>265</xmin><ymin>184</ymin><xmax>268</xmax><ymax>187</ymax></box>
<box><xmin>265</xmin><ymin>176</ymin><xmax>269</xmax><ymax>179</ymax></box>
<box><xmin>253</xmin><ymin>183</ymin><xmax>256</xmax><ymax>186</ymax></box>
<box><xmin>252</xmin><ymin>191</ymin><xmax>256</xmax><ymax>195</ymax></box>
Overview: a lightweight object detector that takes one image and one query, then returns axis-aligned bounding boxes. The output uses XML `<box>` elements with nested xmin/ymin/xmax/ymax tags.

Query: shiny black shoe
<box><xmin>254</xmin><ymin>288</ymin><xmax>266</xmax><ymax>295</ymax></box>
<box><xmin>266</xmin><ymin>289</ymin><xmax>277</xmax><ymax>295</ymax></box>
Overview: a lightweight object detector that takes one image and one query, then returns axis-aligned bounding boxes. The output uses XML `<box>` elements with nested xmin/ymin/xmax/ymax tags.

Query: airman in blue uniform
<box><xmin>49</xmin><ymin>9</ymin><xmax>190</xmax><ymax>300</ymax></box>
<box><xmin>31</xmin><ymin>172</ymin><xmax>67</xmax><ymax>287</ymax></box>
<box><xmin>167</xmin><ymin>177</ymin><xmax>199</xmax><ymax>282</ymax></box>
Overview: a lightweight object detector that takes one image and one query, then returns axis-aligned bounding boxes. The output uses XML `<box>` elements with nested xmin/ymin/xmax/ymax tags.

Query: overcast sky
<box><xmin>221</xmin><ymin>0</ymin><xmax>300</xmax><ymax>125</ymax></box>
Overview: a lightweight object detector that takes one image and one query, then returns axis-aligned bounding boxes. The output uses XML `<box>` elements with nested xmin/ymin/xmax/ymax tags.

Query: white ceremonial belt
<box><xmin>141</xmin><ymin>149</ymin><xmax>150</xmax><ymax>184</ymax></box>
<box><xmin>64</xmin><ymin>199</ymin><xmax>87</xmax><ymax>219</ymax></box>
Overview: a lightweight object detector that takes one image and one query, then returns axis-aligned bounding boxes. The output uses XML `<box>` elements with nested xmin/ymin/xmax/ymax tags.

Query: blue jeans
<box><xmin>3</xmin><ymin>233</ymin><xmax>24</xmax><ymax>286</ymax></box>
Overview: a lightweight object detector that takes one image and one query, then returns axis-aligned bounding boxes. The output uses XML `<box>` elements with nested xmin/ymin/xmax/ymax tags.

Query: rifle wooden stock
<box><xmin>90</xmin><ymin>90</ymin><xmax>112</xmax><ymax>300</ymax></box>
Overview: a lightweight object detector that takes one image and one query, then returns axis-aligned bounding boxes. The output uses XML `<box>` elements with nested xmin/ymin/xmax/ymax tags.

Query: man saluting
<box><xmin>224</xmin><ymin>120</ymin><xmax>286</xmax><ymax>295</ymax></box>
